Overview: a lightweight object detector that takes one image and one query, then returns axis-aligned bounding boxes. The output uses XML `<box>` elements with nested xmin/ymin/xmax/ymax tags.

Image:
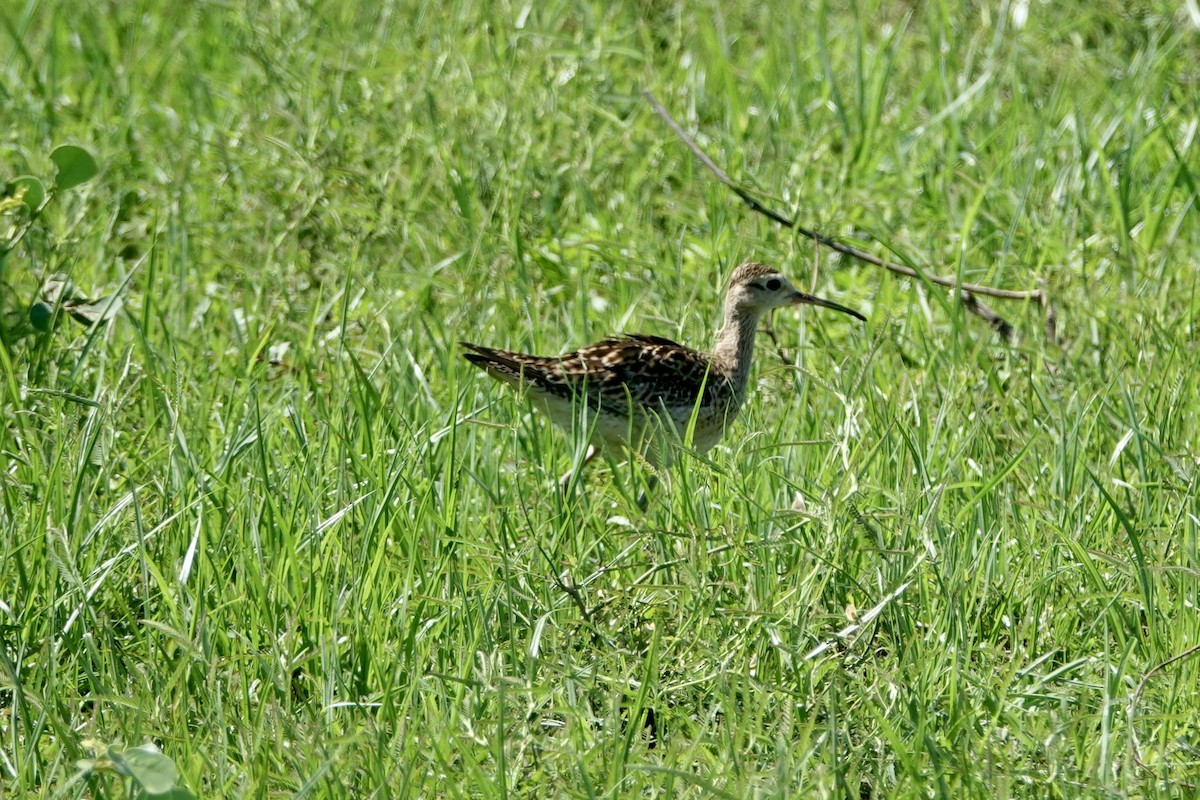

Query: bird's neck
<box><xmin>711</xmin><ymin>305</ymin><xmax>761</xmax><ymax>395</ymax></box>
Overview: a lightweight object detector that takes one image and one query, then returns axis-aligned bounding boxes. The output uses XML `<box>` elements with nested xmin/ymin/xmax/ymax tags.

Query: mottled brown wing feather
<box><xmin>460</xmin><ymin>342</ymin><xmax>566</xmax><ymax>394</ymax></box>
<box><xmin>462</xmin><ymin>336</ymin><xmax>725</xmax><ymax>410</ymax></box>
<box><xmin>555</xmin><ymin>335</ymin><xmax>725</xmax><ymax>408</ymax></box>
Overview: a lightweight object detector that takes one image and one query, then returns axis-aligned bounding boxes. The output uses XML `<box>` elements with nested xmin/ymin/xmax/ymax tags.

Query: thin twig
<box><xmin>1128</xmin><ymin>641</ymin><xmax>1200</xmax><ymax>788</ymax></box>
<box><xmin>759</xmin><ymin>313</ymin><xmax>792</xmax><ymax>366</ymax></box>
<box><xmin>958</xmin><ymin>290</ymin><xmax>1013</xmax><ymax>340</ymax></box>
<box><xmin>643</xmin><ymin>89</ymin><xmax>1058</xmax><ymax>343</ymax></box>
<box><xmin>538</xmin><ymin>542</ymin><xmax>594</xmax><ymax>624</ymax></box>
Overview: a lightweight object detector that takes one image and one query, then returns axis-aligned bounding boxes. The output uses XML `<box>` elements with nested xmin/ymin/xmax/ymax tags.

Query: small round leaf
<box><xmin>112</xmin><ymin>744</ymin><xmax>179</xmax><ymax>795</ymax></box>
<box><xmin>29</xmin><ymin>301</ymin><xmax>58</xmax><ymax>332</ymax></box>
<box><xmin>7</xmin><ymin>176</ymin><xmax>46</xmax><ymax>211</ymax></box>
<box><xmin>50</xmin><ymin>145</ymin><xmax>99</xmax><ymax>190</ymax></box>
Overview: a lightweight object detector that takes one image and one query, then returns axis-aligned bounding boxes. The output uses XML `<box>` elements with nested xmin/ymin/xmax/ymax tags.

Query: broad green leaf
<box><xmin>7</xmin><ymin>176</ymin><xmax>45</xmax><ymax>210</ymax></box>
<box><xmin>156</xmin><ymin>788</ymin><xmax>198</xmax><ymax>800</ymax></box>
<box><xmin>50</xmin><ymin>145</ymin><xmax>99</xmax><ymax>190</ymax></box>
<box><xmin>110</xmin><ymin>743</ymin><xmax>179</xmax><ymax>795</ymax></box>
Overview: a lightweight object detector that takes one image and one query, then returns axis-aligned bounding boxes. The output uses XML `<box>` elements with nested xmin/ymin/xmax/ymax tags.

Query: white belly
<box><xmin>530</xmin><ymin>391</ymin><xmax>740</xmax><ymax>465</ymax></box>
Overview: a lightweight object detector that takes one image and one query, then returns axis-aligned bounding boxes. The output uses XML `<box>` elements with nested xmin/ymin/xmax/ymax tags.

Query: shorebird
<box><xmin>461</xmin><ymin>262</ymin><xmax>864</xmax><ymax>486</ymax></box>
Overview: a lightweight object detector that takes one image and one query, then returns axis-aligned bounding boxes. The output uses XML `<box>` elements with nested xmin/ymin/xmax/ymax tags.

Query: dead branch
<box><xmin>643</xmin><ymin>89</ymin><xmax>1059</xmax><ymax>344</ymax></box>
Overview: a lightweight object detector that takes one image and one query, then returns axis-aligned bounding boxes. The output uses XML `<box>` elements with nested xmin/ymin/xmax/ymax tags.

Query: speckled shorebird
<box><xmin>461</xmin><ymin>262</ymin><xmax>864</xmax><ymax>484</ymax></box>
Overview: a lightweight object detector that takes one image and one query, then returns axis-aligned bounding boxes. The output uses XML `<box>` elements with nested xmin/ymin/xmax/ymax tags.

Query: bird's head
<box><xmin>726</xmin><ymin>262</ymin><xmax>865</xmax><ymax>321</ymax></box>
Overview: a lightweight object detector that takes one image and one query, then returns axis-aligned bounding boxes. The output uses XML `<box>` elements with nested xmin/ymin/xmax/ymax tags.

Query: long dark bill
<box><xmin>791</xmin><ymin>291</ymin><xmax>866</xmax><ymax>322</ymax></box>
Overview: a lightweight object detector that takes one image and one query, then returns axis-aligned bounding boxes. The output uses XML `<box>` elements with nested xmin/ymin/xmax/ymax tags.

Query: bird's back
<box><xmin>461</xmin><ymin>335</ymin><xmax>743</xmax><ymax>455</ymax></box>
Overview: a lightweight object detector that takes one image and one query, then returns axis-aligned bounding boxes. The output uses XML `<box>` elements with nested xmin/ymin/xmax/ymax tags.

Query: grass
<box><xmin>2</xmin><ymin>0</ymin><xmax>1199</xmax><ymax>796</ymax></box>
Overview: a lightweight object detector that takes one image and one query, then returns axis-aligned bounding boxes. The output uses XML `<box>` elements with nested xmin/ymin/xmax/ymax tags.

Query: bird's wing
<box><xmin>462</xmin><ymin>335</ymin><xmax>724</xmax><ymax>410</ymax></box>
<box><xmin>460</xmin><ymin>342</ymin><xmax>567</xmax><ymax>394</ymax></box>
<box><xmin>558</xmin><ymin>335</ymin><xmax>725</xmax><ymax>409</ymax></box>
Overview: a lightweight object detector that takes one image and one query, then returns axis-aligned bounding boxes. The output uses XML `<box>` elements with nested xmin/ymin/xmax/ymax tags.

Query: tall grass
<box><xmin>2</xmin><ymin>1</ymin><xmax>1198</xmax><ymax>796</ymax></box>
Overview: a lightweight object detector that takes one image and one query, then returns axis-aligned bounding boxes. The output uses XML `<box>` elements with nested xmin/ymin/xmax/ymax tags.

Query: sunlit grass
<box><xmin>2</xmin><ymin>1</ymin><xmax>1199</xmax><ymax>797</ymax></box>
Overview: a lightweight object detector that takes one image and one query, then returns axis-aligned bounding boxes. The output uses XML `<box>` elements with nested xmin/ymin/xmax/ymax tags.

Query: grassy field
<box><xmin>3</xmin><ymin>0</ymin><xmax>1199</xmax><ymax>796</ymax></box>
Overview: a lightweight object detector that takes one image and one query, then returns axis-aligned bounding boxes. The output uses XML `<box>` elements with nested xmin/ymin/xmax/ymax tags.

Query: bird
<box><xmin>461</xmin><ymin>262</ymin><xmax>864</xmax><ymax>490</ymax></box>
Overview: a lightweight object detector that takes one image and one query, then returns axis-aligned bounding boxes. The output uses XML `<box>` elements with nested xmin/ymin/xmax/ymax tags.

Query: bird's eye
<box><xmin>765</xmin><ymin>278</ymin><xmax>782</xmax><ymax>291</ymax></box>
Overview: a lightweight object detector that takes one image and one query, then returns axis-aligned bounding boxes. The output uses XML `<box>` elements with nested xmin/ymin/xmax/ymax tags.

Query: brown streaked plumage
<box><xmin>462</xmin><ymin>262</ymin><xmax>864</xmax><ymax>475</ymax></box>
